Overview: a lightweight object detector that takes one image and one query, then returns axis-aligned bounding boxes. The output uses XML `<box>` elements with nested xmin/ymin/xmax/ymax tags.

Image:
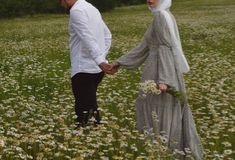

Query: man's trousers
<box><xmin>71</xmin><ymin>72</ymin><xmax>104</xmax><ymax>124</ymax></box>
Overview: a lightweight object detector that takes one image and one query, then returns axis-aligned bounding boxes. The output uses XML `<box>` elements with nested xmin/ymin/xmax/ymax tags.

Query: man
<box><xmin>59</xmin><ymin>0</ymin><xmax>112</xmax><ymax>128</ymax></box>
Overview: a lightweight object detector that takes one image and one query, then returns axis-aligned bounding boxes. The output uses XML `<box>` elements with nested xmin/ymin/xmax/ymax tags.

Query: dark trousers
<box><xmin>71</xmin><ymin>72</ymin><xmax>104</xmax><ymax>124</ymax></box>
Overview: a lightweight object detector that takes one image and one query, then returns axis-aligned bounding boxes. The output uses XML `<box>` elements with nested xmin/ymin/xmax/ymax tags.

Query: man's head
<box><xmin>59</xmin><ymin>0</ymin><xmax>76</xmax><ymax>12</ymax></box>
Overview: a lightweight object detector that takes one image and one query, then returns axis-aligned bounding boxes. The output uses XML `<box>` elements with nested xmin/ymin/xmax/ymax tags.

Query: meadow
<box><xmin>0</xmin><ymin>0</ymin><xmax>235</xmax><ymax>159</ymax></box>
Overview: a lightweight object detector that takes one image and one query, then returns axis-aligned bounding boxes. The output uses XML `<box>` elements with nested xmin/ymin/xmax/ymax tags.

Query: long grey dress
<box><xmin>116</xmin><ymin>11</ymin><xmax>204</xmax><ymax>159</ymax></box>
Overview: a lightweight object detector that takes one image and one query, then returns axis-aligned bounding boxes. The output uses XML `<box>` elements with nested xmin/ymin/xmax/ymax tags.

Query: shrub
<box><xmin>87</xmin><ymin>0</ymin><xmax>116</xmax><ymax>12</ymax></box>
<box><xmin>0</xmin><ymin>0</ymin><xmax>145</xmax><ymax>18</ymax></box>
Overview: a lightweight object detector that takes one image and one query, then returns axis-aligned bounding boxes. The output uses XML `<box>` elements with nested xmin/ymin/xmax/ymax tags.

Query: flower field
<box><xmin>0</xmin><ymin>0</ymin><xmax>234</xmax><ymax>159</ymax></box>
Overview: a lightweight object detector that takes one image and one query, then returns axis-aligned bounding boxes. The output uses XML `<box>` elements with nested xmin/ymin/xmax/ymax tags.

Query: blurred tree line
<box><xmin>0</xmin><ymin>0</ymin><xmax>146</xmax><ymax>18</ymax></box>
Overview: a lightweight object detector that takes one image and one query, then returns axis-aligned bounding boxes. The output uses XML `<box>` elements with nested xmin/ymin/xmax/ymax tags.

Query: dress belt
<box><xmin>150</xmin><ymin>44</ymin><xmax>172</xmax><ymax>50</ymax></box>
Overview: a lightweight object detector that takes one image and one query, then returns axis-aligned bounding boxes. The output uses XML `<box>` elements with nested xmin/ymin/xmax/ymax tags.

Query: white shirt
<box><xmin>69</xmin><ymin>0</ymin><xmax>112</xmax><ymax>77</ymax></box>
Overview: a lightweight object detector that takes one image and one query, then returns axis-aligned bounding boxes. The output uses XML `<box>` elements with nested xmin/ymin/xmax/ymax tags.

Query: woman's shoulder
<box><xmin>153</xmin><ymin>10</ymin><xmax>165</xmax><ymax>16</ymax></box>
<box><xmin>153</xmin><ymin>10</ymin><xmax>167</xmax><ymax>25</ymax></box>
<box><xmin>153</xmin><ymin>10</ymin><xmax>168</xmax><ymax>19</ymax></box>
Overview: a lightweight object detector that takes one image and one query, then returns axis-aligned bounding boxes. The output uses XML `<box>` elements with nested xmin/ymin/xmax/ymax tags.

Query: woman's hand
<box><xmin>109</xmin><ymin>63</ymin><xmax>120</xmax><ymax>74</ymax></box>
<box><xmin>158</xmin><ymin>83</ymin><xmax>168</xmax><ymax>92</ymax></box>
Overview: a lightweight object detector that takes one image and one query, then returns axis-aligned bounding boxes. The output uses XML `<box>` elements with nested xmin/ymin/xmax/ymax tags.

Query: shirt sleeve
<box><xmin>103</xmin><ymin>21</ymin><xmax>112</xmax><ymax>56</ymax></box>
<box><xmin>70</xmin><ymin>10</ymin><xmax>105</xmax><ymax>65</ymax></box>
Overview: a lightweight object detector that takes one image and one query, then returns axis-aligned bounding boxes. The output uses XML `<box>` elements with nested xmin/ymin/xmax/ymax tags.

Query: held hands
<box><xmin>99</xmin><ymin>63</ymin><xmax>168</xmax><ymax>90</ymax></box>
<box><xmin>99</xmin><ymin>62</ymin><xmax>119</xmax><ymax>75</ymax></box>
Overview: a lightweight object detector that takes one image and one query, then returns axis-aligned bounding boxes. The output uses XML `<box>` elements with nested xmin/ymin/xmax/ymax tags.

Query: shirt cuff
<box><xmin>95</xmin><ymin>56</ymin><xmax>106</xmax><ymax>65</ymax></box>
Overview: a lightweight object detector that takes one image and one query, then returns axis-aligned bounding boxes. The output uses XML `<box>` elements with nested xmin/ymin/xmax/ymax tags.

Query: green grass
<box><xmin>0</xmin><ymin>0</ymin><xmax>235</xmax><ymax>159</ymax></box>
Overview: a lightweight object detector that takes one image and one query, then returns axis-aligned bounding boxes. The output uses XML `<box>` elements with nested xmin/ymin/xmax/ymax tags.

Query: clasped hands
<box><xmin>99</xmin><ymin>62</ymin><xmax>119</xmax><ymax>75</ymax></box>
<box><xmin>99</xmin><ymin>62</ymin><xmax>168</xmax><ymax>91</ymax></box>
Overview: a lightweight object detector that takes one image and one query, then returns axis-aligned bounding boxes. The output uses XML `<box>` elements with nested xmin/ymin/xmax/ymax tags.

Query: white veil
<box><xmin>150</xmin><ymin>0</ymin><xmax>190</xmax><ymax>73</ymax></box>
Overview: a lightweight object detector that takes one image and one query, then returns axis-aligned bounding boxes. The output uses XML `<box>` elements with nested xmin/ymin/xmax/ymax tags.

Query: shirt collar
<box><xmin>71</xmin><ymin>0</ymin><xmax>85</xmax><ymax>10</ymax></box>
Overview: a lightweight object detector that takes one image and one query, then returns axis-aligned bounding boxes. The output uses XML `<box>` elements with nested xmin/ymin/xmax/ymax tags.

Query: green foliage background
<box><xmin>0</xmin><ymin>0</ymin><xmax>146</xmax><ymax>18</ymax></box>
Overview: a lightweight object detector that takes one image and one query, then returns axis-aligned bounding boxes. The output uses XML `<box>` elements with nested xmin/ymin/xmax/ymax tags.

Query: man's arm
<box><xmin>70</xmin><ymin>10</ymin><xmax>105</xmax><ymax>65</ymax></box>
<box><xmin>103</xmin><ymin>21</ymin><xmax>112</xmax><ymax>56</ymax></box>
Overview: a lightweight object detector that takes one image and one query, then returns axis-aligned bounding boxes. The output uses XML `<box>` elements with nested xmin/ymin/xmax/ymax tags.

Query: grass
<box><xmin>0</xmin><ymin>0</ymin><xmax>235</xmax><ymax>159</ymax></box>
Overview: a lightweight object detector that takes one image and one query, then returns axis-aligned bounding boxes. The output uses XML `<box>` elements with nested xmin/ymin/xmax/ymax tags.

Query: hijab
<box><xmin>150</xmin><ymin>0</ymin><xmax>190</xmax><ymax>73</ymax></box>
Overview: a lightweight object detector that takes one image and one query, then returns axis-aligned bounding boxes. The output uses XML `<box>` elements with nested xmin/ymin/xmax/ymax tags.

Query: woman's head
<box><xmin>147</xmin><ymin>0</ymin><xmax>159</xmax><ymax>8</ymax></box>
<box><xmin>147</xmin><ymin>0</ymin><xmax>172</xmax><ymax>11</ymax></box>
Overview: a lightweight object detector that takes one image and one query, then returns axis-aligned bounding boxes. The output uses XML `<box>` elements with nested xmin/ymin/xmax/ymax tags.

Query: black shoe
<box><xmin>83</xmin><ymin>111</ymin><xmax>89</xmax><ymax>125</ymax></box>
<box><xmin>74</xmin><ymin>121</ymin><xmax>82</xmax><ymax>129</ymax></box>
<box><xmin>93</xmin><ymin>110</ymin><xmax>102</xmax><ymax>126</ymax></box>
<box><xmin>75</xmin><ymin>112</ymin><xmax>89</xmax><ymax>129</ymax></box>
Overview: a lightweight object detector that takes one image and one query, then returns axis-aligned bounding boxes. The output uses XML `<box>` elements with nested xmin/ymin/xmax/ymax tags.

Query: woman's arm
<box><xmin>115</xmin><ymin>34</ymin><xmax>150</xmax><ymax>69</ymax></box>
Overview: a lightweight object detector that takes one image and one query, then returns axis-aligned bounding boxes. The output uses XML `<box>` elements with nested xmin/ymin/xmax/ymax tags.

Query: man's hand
<box><xmin>99</xmin><ymin>62</ymin><xmax>120</xmax><ymax>75</ymax></box>
<box><xmin>158</xmin><ymin>83</ymin><xmax>168</xmax><ymax>92</ymax></box>
<box><xmin>99</xmin><ymin>62</ymin><xmax>114</xmax><ymax>74</ymax></box>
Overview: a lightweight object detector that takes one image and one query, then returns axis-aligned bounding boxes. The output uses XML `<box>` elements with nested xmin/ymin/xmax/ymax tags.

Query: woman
<box><xmin>110</xmin><ymin>0</ymin><xmax>204</xmax><ymax>159</ymax></box>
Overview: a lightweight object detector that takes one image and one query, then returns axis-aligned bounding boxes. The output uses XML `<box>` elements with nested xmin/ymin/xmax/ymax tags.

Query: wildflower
<box><xmin>174</xmin><ymin>149</ymin><xmax>186</xmax><ymax>155</ymax></box>
<box><xmin>224</xmin><ymin>150</ymin><xmax>232</xmax><ymax>155</ymax></box>
<box><xmin>140</xmin><ymin>80</ymin><xmax>161</xmax><ymax>95</ymax></box>
<box><xmin>151</xmin><ymin>111</ymin><xmax>158</xmax><ymax>119</ymax></box>
<box><xmin>222</xmin><ymin>141</ymin><xmax>232</xmax><ymax>147</ymax></box>
<box><xmin>184</xmin><ymin>148</ymin><xmax>192</xmax><ymax>154</ymax></box>
<box><xmin>0</xmin><ymin>139</ymin><xmax>5</xmax><ymax>149</ymax></box>
<box><xmin>159</xmin><ymin>136</ymin><xmax>168</xmax><ymax>144</ymax></box>
<box><xmin>140</xmin><ymin>80</ymin><xmax>185</xmax><ymax>101</ymax></box>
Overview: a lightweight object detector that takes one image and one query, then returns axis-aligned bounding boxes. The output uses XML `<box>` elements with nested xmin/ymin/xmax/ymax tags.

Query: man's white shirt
<box><xmin>69</xmin><ymin>0</ymin><xmax>112</xmax><ymax>77</ymax></box>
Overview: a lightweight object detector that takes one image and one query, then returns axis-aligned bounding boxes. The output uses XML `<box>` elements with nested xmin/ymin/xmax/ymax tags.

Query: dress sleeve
<box><xmin>153</xmin><ymin>11</ymin><xmax>178</xmax><ymax>88</ymax></box>
<box><xmin>115</xmin><ymin>33</ymin><xmax>149</xmax><ymax>69</ymax></box>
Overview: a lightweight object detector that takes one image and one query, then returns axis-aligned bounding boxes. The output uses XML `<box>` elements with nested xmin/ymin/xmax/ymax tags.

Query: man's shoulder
<box><xmin>70</xmin><ymin>1</ymin><xmax>96</xmax><ymax>13</ymax></box>
<box><xmin>70</xmin><ymin>4</ymin><xmax>85</xmax><ymax>13</ymax></box>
